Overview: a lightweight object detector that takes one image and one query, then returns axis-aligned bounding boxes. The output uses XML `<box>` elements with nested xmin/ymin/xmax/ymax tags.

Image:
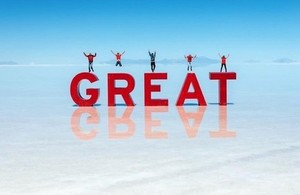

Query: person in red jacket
<box><xmin>83</xmin><ymin>52</ymin><xmax>97</xmax><ymax>72</ymax></box>
<box><xmin>111</xmin><ymin>50</ymin><xmax>125</xmax><ymax>67</ymax></box>
<box><xmin>184</xmin><ymin>54</ymin><xmax>197</xmax><ymax>71</ymax></box>
<box><xmin>219</xmin><ymin>53</ymin><xmax>229</xmax><ymax>72</ymax></box>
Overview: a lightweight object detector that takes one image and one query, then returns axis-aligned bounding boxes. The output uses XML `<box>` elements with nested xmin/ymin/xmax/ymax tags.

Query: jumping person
<box><xmin>83</xmin><ymin>52</ymin><xmax>97</xmax><ymax>72</ymax></box>
<box><xmin>184</xmin><ymin>54</ymin><xmax>197</xmax><ymax>71</ymax></box>
<box><xmin>111</xmin><ymin>50</ymin><xmax>125</xmax><ymax>67</ymax></box>
<box><xmin>219</xmin><ymin>53</ymin><xmax>229</xmax><ymax>72</ymax></box>
<box><xmin>148</xmin><ymin>50</ymin><xmax>156</xmax><ymax>72</ymax></box>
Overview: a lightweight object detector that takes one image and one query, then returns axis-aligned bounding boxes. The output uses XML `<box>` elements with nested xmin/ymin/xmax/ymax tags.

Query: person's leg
<box><xmin>151</xmin><ymin>62</ymin><xmax>155</xmax><ymax>72</ymax></box>
<box><xmin>91</xmin><ymin>62</ymin><xmax>94</xmax><ymax>72</ymax></box>
<box><xmin>88</xmin><ymin>62</ymin><xmax>91</xmax><ymax>72</ymax></box>
<box><xmin>119</xmin><ymin>61</ymin><xmax>122</xmax><ymax>66</ymax></box>
<box><xmin>153</xmin><ymin>63</ymin><xmax>156</xmax><ymax>72</ymax></box>
<box><xmin>115</xmin><ymin>61</ymin><xmax>118</xmax><ymax>66</ymax></box>
<box><xmin>225</xmin><ymin>64</ymin><xmax>227</xmax><ymax>72</ymax></box>
<box><xmin>220</xmin><ymin>64</ymin><xmax>223</xmax><ymax>72</ymax></box>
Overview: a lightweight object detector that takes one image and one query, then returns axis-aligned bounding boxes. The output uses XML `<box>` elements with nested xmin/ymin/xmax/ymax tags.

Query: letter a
<box><xmin>176</xmin><ymin>73</ymin><xmax>207</xmax><ymax>106</ymax></box>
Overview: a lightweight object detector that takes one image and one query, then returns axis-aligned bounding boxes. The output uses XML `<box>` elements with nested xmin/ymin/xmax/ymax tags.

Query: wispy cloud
<box><xmin>158</xmin><ymin>57</ymin><xmax>218</xmax><ymax>65</ymax></box>
<box><xmin>103</xmin><ymin>59</ymin><xmax>148</xmax><ymax>65</ymax></box>
<box><xmin>273</xmin><ymin>58</ymin><xmax>297</xmax><ymax>63</ymax></box>
<box><xmin>194</xmin><ymin>57</ymin><xmax>219</xmax><ymax>65</ymax></box>
<box><xmin>244</xmin><ymin>59</ymin><xmax>261</xmax><ymax>63</ymax></box>
<box><xmin>0</xmin><ymin>61</ymin><xmax>18</xmax><ymax>65</ymax></box>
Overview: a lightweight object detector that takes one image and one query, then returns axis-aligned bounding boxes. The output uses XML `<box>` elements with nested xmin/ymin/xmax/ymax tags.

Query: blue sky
<box><xmin>0</xmin><ymin>0</ymin><xmax>299</xmax><ymax>64</ymax></box>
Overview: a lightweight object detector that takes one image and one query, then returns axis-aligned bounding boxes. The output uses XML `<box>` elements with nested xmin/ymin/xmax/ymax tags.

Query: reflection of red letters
<box><xmin>145</xmin><ymin>106</ymin><xmax>168</xmax><ymax>139</ymax></box>
<box><xmin>71</xmin><ymin>107</ymin><xmax>99</xmax><ymax>140</ymax></box>
<box><xmin>209</xmin><ymin>72</ymin><xmax>237</xmax><ymax>105</ymax></box>
<box><xmin>176</xmin><ymin>73</ymin><xmax>207</xmax><ymax>106</ymax></box>
<box><xmin>108</xmin><ymin>73</ymin><xmax>135</xmax><ymax>106</ymax></box>
<box><xmin>144</xmin><ymin>73</ymin><xmax>168</xmax><ymax>106</ymax></box>
<box><xmin>70</xmin><ymin>72</ymin><xmax>99</xmax><ymax>106</ymax></box>
<box><xmin>177</xmin><ymin>106</ymin><xmax>206</xmax><ymax>138</ymax></box>
<box><xmin>210</xmin><ymin>106</ymin><xmax>236</xmax><ymax>138</ymax></box>
<box><xmin>108</xmin><ymin>107</ymin><xmax>135</xmax><ymax>139</ymax></box>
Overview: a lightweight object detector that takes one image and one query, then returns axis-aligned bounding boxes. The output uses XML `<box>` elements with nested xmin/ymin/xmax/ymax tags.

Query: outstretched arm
<box><xmin>83</xmin><ymin>52</ymin><xmax>87</xmax><ymax>57</ymax></box>
<box><xmin>194</xmin><ymin>55</ymin><xmax>197</xmax><ymax>58</ymax></box>
<box><xmin>111</xmin><ymin>50</ymin><xmax>115</xmax><ymax>55</ymax></box>
<box><xmin>227</xmin><ymin>54</ymin><xmax>230</xmax><ymax>58</ymax></box>
<box><xmin>218</xmin><ymin>53</ymin><xmax>221</xmax><ymax>58</ymax></box>
<box><xmin>184</xmin><ymin>55</ymin><xmax>186</xmax><ymax>59</ymax></box>
<box><xmin>122</xmin><ymin>51</ymin><xmax>125</xmax><ymax>55</ymax></box>
<box><xmin>148</xmin><ymin>50</ymin><xmax>151</xmax><ymax>56</ymax></box>
<box><xmin>94</xmin><ymin>53</ymin><xmax>97</xmax><ymax>57</ymax></box>
<box><xmin>154</xmin><ymin>51</ymin><xmax>156</xmax><ymax>57</ymax></box>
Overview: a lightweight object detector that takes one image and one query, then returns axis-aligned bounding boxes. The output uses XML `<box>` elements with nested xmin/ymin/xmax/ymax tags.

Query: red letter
<box><xmin>71</xmin><ymin>107</ymin><xmax>99</xmax><ymax>141</ymax></box>
<box><xmin>108</xmin><ymin>73</ymin><xmax>135</xmax><ymax>106</ymax></box>
<box><xmin>145</xmin><ymin>106</ymin><xmax>168</xmax><ymax>139</ymax></box>
<box><xmin>209</xmin><ymin>72</ymin><xmax>237</xmax><ymax>105</ymax></box>
<box><xmin>176</xmin><ymin>73</ymin><xmax>207</xmax><ymax>106</ymax></box>
<box><xmin>210</xmin><ymin>106</ymin><xmax>236</xmax><ymax>138</ymax></box>
<box><xmin>108</xmin><ymin>107</ymin><xmax>135</xmax><ymax>139</ymax></box>
<box><xmin>70</xmin><ymin>72</ymin><xmax>99</xmax><ymax>107</ymax></box>
<box><xmin>144</xmin><ymin>73</ymin><xmax>168</xmax><ymax>106</ymax></box>
<box><xmin>177</xmin><ymin>106</ymin><xmax>206</xmax><ymax>138</ymax></box>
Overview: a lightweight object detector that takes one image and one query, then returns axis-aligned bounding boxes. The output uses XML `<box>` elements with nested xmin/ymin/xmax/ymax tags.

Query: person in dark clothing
<box><xmin>184</xmin><ymin>54</ymin><xmax>197</xmax><ymax>71</ymax></box>
<box><xmin>83</xmin><ymin>52</ymin><xmax>96</xmax><ymax>72</ymax></box>
<box><xmin>111</xmin><ymin>50</ymin><xmax>125</xmax><ymax>67</ymax></box>
<box><xmin>148</xmin><ymin>50</ymin><xmax>156</xmax><ymax>72</ymax></box>
<box><xmin>219</xmin><ymin>53</ymin><xmax>229</xmax><ymax>72</ymax></box>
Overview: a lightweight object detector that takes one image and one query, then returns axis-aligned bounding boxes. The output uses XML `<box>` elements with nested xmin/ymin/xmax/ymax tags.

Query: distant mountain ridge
<box><xmin>104</xmin><ymin>56</ymin><xmax>218</xmax><ymax>66</ymax></box>
<box><xmin>0</xmin><ymin>61</ymin><xmax>18</xmax><ymax>65</ymax></box>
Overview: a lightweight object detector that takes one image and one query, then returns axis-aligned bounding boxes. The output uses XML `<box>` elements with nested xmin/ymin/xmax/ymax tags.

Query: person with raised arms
<box><xmin>148</xmin><ymin>50</ymin><xmax>156</xmax><ymax>72</ymax></box>
<box><xmin>219</xmin><ymin>53</ymin><xmax>230</xmax><ymax>72</ymax></box>
<box><xmin>111</xmin><ymin>50</ymin><xmax>125</xmax><ymax>67</ymax></box>
<box><xmin>83</xmin><ymin>52</ymin><xmax>97</xmax><ymax>72</ymax></box>
<box><xmin>184</xmin><ymin>54</ymin><xmax>197</xmax><ymax>71</ymax></box>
